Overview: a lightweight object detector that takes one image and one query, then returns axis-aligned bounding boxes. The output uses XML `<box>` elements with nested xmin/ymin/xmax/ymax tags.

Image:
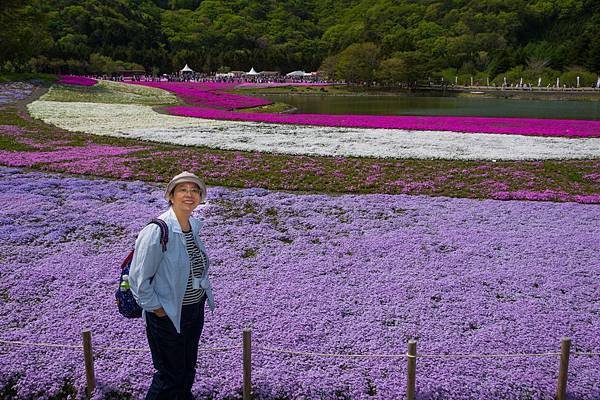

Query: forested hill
<box><xmin>1</xmin><ymin>0</ymin><xmax>599</xmax><ymax>84</ymax></box>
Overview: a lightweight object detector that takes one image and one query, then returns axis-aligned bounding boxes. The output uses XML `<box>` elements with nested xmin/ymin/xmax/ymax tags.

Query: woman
<box><xmin>129</xmin><ymin>171</ymin><xmax>215</xmax><ymax>400</ymax></box>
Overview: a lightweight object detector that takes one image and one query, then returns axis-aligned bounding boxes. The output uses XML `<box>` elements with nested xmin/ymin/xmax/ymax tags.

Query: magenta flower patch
<box><xmin>166</xmin><ymin>106</ymin><xmax>600</xmax><ymax>138</ymax></box>
<box><xmin>0</xmin><ymin>143</ymin><xmax>148</xmax><ymax>167</ymax></box>
<box><xmin>125</xmin><ymin>81</ymin><xmax>600</xmax><ymax>138</ymax></box>
<box><xmin>129</xmin><ymin>81</ymin><xmax>271</xmax><ymax>110</ymax></box>
<box><xmin>57</xmin><ymin>75</ymin><xmax>97</xmax><ymax>86</ymax></box>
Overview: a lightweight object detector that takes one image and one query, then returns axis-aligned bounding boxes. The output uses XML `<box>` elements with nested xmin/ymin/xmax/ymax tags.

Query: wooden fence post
<box><xmin>406</xmin><ymin>339</ymin><xmax>417</xmax><ymax>400</ymax></box>
<box><xmin>243</xmin><ymin>328</ymin><xmax>252</xmax><ymax>400</ymax></box>
<box><xmin>82</xmin><ymin>329</ymin><xmax>96</xmax><ymax>399</ymax></box>
<box><xmin>556</xmin><ymin>337</ymin><xmax>571</xmax><ymax>400</ymax></box>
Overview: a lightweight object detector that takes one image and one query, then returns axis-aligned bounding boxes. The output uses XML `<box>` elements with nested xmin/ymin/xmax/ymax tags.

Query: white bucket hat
<box><xmin>164</xmin><ymin>171</ymin><xmax>207</xmax><ymax>203</ymax></box>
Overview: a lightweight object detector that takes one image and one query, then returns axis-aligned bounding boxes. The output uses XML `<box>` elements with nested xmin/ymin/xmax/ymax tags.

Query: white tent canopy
<box><xmin>246</xmin><ymin>67</ymin><xmax>258</xmax><ymax>75</ymax></box>
<box><xmin>286</xmin><ymin>70</ymin><xmax>309</xmax><ymax>77</ymax></box>
<box><xmin>180</xmin><ymin>64</ymin><xmax>193</xmax><ymax>73</ymax></box>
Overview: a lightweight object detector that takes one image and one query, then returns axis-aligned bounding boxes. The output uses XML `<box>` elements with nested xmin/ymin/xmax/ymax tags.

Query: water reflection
<box><xmin>261</xmin><ymin>94</ymin><xmax>600</xmax><ymax>120</ymax></box>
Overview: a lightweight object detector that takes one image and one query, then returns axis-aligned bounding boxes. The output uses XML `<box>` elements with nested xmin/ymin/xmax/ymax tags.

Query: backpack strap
<box><xmin>148</xmin><ymin>218</ymin><xmax>169</xmax><ymax>252</ymax></box>
<box><xmin>120</xmin><ymin>249</ymin><xmax>135</xmax><ymax>270</ymax></box>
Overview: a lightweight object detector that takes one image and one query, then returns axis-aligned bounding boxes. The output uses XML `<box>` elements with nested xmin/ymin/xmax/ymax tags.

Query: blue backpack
<box><xmin>115</xmin><ymin>219</ymin><xmax>168</xmax><ymax>318</ymax></box>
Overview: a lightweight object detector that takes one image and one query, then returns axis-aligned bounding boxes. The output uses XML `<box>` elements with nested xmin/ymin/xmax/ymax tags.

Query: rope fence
<box><xmin>2</xmin><ymin>337</ymin><xmax>597</xmax><ymax>358</ymax></box>
<box><xmin>1</xmin><ymin>331</ymin><xmax>599</xmax><ymax>400</ymax></box>
<box><xmin>0</xmin><ymin>339</ymin><xmax>240</xmax><ymax>353</ymax></box>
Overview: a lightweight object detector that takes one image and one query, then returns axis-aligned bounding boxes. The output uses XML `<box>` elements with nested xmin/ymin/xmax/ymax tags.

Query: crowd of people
<box><xmin>96</xmin><ymin>71</ymin><xmax>328</xmax><ymax>84</ymax></box>
<box><xmin>91</xmin><ymin>71</ymin><xmax>599</xmax><ymax>91</ymax></box>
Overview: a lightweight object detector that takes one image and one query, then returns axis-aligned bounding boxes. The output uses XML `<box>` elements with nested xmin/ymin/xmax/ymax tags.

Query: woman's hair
<box><xmin>168</xmin><ymin>187</ymin><xmax>175</xmax><ymax>205</ymax></box>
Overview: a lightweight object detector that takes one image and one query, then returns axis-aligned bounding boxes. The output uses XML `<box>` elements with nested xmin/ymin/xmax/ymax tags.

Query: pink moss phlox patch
<box><xmin>129</xmin><ymin>81</ymin><xmax>271</xmax><ymax>110</ymax></box>
<box><xmin>0</xmin><ymin>144</ymin><xmax>147</xmax><ymax>167</ymax></box>
<box><xmin>52</xmin><ymin>156</ymin><xmax>138</xmax><ymax>178</ymax></box>
<box><xmin>166</xmin><ymin>106</ymin><xmax>600</xmax><ymax>138</ymax></box>
<box><xmin>123</xmin><ymin>81</ymin><xmax>600</xmax><ymax>137</ymax></box>
<box><xmin>0</xmin><ymin>125</ymin><xmax>72</xmax><ymax>149</ymax></box>
<box><xmin>234</xmin><ymin>82</ymin><xmax>329</xmax><ymax>89</ymax></box>
<box><xmin>582</xmin><ymin>173</ymin><xmax>600</xmax><ymax>183</ymax></box>
<box><xmin>57</xmin><ymin>75</ymin><xmax>97</xmax><ymax>86</ymax></box>
<box><xmin>0</xmin><ymin>125</ymin><xmax>28</xmax><ymax>135</ymax></box>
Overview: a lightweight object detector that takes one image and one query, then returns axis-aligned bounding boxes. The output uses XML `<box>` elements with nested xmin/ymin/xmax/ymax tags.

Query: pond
<box><xmin>260</xmin><ymin>94</ymin><xmax>600</xmax><ymax>120</ymax></box>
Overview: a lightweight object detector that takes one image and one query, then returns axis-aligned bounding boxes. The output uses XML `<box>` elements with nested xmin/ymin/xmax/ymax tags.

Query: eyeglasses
<box><xmin>175</xmin><ymin>188</ymin><xmax>201</xmax><ymax>196</ymax></box>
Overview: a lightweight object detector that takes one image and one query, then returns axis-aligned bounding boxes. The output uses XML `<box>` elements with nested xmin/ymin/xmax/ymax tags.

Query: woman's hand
<box><xmin>153</xmin><ymin>307</ymin><xmax>166</xmax><ymax>317</ymax></box>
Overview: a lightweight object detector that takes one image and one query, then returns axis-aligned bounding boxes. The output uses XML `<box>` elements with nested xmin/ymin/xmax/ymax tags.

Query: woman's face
<box><xmin>169</xmin><ymin>182</ymin><xmax>201</xmax><ymax>214</ymax></box>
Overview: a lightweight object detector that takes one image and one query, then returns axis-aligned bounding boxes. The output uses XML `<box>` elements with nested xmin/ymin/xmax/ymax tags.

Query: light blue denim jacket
<box><xmin>129</xmin><ymin>207</ymin><xmax>215</xmax><ymax>333</ymax></box>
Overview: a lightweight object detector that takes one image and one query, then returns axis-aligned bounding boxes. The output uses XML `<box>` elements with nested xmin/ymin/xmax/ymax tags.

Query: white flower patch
<box><xmin>28</xmin><ymin>101</ymin><xmax>215</xmax><ymax>135</ymax></box>
<box><xmin>129</xmin><ymin>124</ymin><xmax>600</xmax><ymax>160</ymax></box>
<box><xmin>28</xmin><ymin>100</ymin><xmax>600</xmax><ymax>161</ymax></box>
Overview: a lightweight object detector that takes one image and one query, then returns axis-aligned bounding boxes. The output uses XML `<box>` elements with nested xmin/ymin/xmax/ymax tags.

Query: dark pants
<box><xmin>145</xmin><ymin>297</ymin><xmax>206</xmax><ymax>400</ymax></box>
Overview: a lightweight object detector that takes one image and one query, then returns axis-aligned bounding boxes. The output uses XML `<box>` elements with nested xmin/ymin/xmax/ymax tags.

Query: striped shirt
<box><xmin>182</xmin><ymin>229</ymin><xmax>207</xmax><ymax>305</ymax></box>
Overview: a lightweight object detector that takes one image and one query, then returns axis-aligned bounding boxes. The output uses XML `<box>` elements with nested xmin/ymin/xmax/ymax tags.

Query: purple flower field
<box><xmin>1</xmin><ymin>166</ymin><xmax>598</xmax><ymax>399</ymax></box>
<box><xmin>0</xmin><ymin>83</ymin><xmax>34</xmax><ymax>106</ymax></box>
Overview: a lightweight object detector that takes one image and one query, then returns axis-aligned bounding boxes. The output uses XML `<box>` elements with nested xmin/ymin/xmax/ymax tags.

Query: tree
<box><xmin>318</xmin><ymin>54</ymin><xmax>338</xmax><ymax>81</ymax></box>
<box><xmin>2</xmin><ymin>0</ymin><xmax>599</xmax><ymax>78</ymax></box>
<box><xmin>375</xmin><ymin>57</ymin><xmax>408</xmax><ymax>85</ymax></box>
<box><xmin>0</xmin><ymin>0</ymin><xmax>51</xmax><ymax>70</ymax></box>
<box><xmin>89</xmin><ymin>53</ymin><xmax>117</xmax><ymax>75</ymax></box>
<box><xmin>321</xmin><ymin>23</ymin><xmax>365</xmax><ymax>53</ymax></box>
<box><xmin>560</xmin><ymin>69</ymin><xmax>596</xmax><ymax>88</ymax></box>
<box><xmin>389</xmin><ymin>51</ymin><xmax>429</xmax><ymax>87</ymax></box>
<box><xmin>334</xmin><ymin>42</ymin><xmax>379</xmax><ymax>84</ymax></box>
